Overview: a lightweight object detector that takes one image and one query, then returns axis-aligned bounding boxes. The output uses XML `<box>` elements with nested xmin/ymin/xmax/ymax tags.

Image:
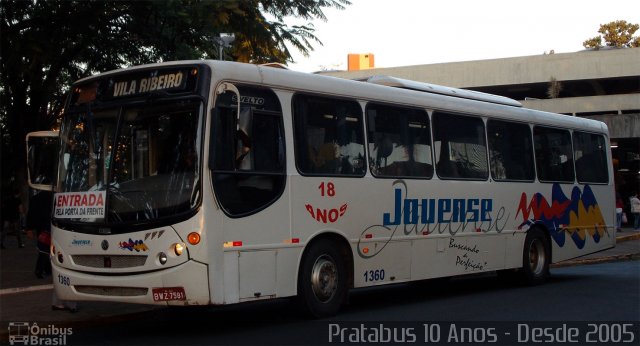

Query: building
<box><xmin>323</xmin><ymin>48</ymin><xmax>640</xmax><ymax>199</ymax></box>
<box><xmin>347</xmin><ymin>53</ymin><xmax>375</xmax><ymax>71</ymax></box>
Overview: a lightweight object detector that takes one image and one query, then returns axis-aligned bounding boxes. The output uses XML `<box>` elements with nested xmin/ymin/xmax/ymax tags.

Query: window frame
<box><xmin>292</xmin><ymin>92</ymin><xmax>367</xmax><ymax>178</ymax></box>
<box><xmin>573</xmin><ymin>130</ymin><xmax>609</xmax><ymax>184</ymax></box>
<box><xmin>432</xmin><ymin>111</ymin><xmax>489</xmax><ymax>181</ymax></box>
<box><xmin>533</xmin><ymin>125</ymin><xmax>575</xmax><ymax>183</ymax></box>
<box><xmin>365</xmin><ymin>102</ymin><xmax>433</xmax><ymax>179</ymax></box>
<box><xmin>487</xmin><ymin>119</ymin><xmax>536</xmax><ymax>182</ymax></box>
<box><xmin>210</xmin><ymin>84</ymin><xmax>287</xmax><ymax>218</ymax></box>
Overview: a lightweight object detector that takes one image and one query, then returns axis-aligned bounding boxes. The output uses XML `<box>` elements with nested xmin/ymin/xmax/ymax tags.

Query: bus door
<box><xmin>26</xmin><ymin>131</ymin><xmax>60</xmax><ymax>191</ymax></box>
<box><xmin>210</xmin><ymin>82</ymin><xmax>291</xmax><ymax>302</ymax></box>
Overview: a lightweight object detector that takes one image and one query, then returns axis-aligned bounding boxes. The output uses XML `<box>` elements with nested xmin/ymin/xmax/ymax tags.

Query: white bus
<box><xmin>27</xmin><ymin>61</ymin><xmax>615</xmax><ymax>317</ymax></box>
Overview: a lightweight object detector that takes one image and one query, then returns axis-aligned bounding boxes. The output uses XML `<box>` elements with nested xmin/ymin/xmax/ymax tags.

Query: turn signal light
<box><xmin>187</xmin><ymin>232</ymin><xmax>201</xmax><ymax>245</ymax></box>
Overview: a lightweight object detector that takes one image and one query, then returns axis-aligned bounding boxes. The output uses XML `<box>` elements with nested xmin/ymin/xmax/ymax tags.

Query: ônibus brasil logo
<box><xmin>7</xmin><ymin>322</ymin><xmax>72</xmax><ymax>345</ymax></box>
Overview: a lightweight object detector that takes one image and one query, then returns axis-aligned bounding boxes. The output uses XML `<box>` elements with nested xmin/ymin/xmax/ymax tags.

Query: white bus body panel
<box><xmin>222</xmin><ymin>247</ymin><xmax>300</xmax><ymax>304</ymax></box>
<box><xmin>207</xmin><ymin>61</ymin><xmax>614</xmax><ymax>302</ymax></box>
<box><xmin>365</xmin><ymin>75</ymin><xmax>523</xmax><ymax>107</ymax></box>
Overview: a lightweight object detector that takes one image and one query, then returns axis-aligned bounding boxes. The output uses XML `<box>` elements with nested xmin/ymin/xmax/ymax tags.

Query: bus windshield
<box><xmin>56</xmin><ymin>98</ymin><xmax>202</xmax><ymax>226</ymax></box>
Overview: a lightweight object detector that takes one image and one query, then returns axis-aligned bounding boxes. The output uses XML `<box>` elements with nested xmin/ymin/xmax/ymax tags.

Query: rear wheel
<box><xmin>521</xmin><ymin>228</ymin><xmax>550</xmax><ymax>285</ymax></box>
<box><xmin>298</xmin><ymin>239</ymin><xmax>347</xmax><ymax>318</ymax></box>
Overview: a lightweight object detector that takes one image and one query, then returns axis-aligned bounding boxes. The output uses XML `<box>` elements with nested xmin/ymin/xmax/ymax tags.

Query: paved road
<box><xmin>60</xmin><ymin>261</ymin><xmax>640</xmax><ymax>345</ymax></box>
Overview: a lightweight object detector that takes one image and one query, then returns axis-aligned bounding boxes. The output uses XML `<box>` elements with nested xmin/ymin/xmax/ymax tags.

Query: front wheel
<box><xmin>521</xmin><ymin>228</ymin><xmax>550</xmax><ymax>285</ymax></box>
<box><xmin>298</xmin><ymin>239</ymin><xmax>347</xmax><ymax>318</ymax></box>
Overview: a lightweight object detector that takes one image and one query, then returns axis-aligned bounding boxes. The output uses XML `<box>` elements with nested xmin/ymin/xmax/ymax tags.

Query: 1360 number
<box><xmin>363</xmin><ymin>269</ymin><xmax>385</xmax><ymax>282</ymax></box>
<box><xmin>57</xmin><ymin>274</ymin><xmax>70</xmax><ymax>286</ymax></box>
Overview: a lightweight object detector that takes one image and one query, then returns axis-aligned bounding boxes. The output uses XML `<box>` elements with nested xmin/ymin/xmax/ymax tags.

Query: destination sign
<box><xmin>113</xmin><ymin>72</ymin><xmax>184</xmax><ymax>97</ymax></box>
<box><xmin>111</xmin><ymin>70</ymin><xmax>188</xmax><ymax>98</ymax></box>
<box><xmin>72</xmin><ymin>66</ymin><xmax>201</xmax><ymax>105</ymax></box>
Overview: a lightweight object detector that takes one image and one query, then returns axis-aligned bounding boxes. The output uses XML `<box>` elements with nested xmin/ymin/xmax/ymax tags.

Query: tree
<box><xmin>583</xmin><ymin>20</ymin><xmax>640</xmax><ymax>50</ymax></box>
<box><xmin>547</xmin><ymin>77</ymin><xmax>562</xmax><ymax>99</ymax></box>
<box><xmin>0</xmin><ymin>0</ymin><xmax>350</xmax><ymax>189</ymax></box>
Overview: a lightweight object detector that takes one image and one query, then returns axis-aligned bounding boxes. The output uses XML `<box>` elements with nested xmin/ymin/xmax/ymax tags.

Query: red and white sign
<box><xmin>54</xmin><ymin>191</ymin><xmax>106</xmax><ymax>219</ymax></box>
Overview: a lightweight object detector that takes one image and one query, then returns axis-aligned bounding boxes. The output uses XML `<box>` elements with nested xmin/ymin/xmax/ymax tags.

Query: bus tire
<box><xmin>297</xmin><ymin>239</ymin><xmax>347</xmax><ymax>318</ymax></box>
<box><xmin>521</xmin><ymin>228</ymin><xmax>550</xmax><ymax>285</ymax></box>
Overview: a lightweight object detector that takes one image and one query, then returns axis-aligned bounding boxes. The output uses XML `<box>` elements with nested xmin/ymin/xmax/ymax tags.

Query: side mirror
<box><xmin>25</xmin><ymin>131</ymin><xmax>59</xmax><ymax>191</ymax></box>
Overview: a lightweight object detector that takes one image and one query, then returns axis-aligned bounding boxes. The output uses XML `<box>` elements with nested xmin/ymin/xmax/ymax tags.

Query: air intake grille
<box><xmin>72</xmin><ymin>255</ymin><xmax>147</xmax><ymax>268</ymax></box>
<box><xmin>75</xmin><ymin>285</ymin><xmax>148</xmax><ymax>297</ymax></box>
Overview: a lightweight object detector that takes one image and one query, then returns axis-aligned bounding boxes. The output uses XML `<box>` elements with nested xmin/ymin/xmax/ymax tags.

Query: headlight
<box><xmin>158</xmin><ymin>252</ymin><xmax>168</xmax><ymax>265</ymax></box>
<box><xmin>174</xmin><ymin>243</ymin><xmax>184</xmax><ymax>256</ymax></box>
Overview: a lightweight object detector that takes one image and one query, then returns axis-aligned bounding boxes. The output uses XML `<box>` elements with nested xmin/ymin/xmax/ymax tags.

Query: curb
<box><xmin>0</xmin><ymin>284</ymin><xmax>52</xmax><ymax>296</ymax></box>
<box><xmin>617</xmin><ymin>232</ymin><xmax>640</xmax><ymax>242</ymax></box>
<box><xmin>552</xmin><ymin>253</ymin><xmax>640</xmax><ymax>268</ymax></box>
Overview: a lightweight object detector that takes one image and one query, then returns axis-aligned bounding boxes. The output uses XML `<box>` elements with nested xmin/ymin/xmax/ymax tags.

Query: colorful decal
<box><xmin>119</xmin><ymin>238</ymin><xmax>149</xmax><ymax>252</ymax></box>
<box><xmin>357</xmin><ymin>180</ymin><xmax>509</xmax><ymax>259</ymax></box>
<box><xmin>517</xmin><ymin>183</ymin><xmax>608</xmax><ymax>249</ymax></box>
<box><xmin>305</xmin><ymin>181</ymin><xmax>349</xmax><ymax>224</ymax></box>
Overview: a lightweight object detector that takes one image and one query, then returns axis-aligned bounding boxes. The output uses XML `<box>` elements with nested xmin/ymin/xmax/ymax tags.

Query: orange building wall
<box><xmin>348</xmin><ymin>53</ymin><xmax>375</xmax><ymax>71</ymax></box>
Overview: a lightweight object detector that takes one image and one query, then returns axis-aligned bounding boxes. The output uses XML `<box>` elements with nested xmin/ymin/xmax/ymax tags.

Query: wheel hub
<box><xmin>310</xmin><ymin>255</ymin><xmax>338</xmax><ymax>303</ymax></box>
<box><xmin>528</xmin><ymin>238</ymin><xmax>546</xmax><ymax>275</ymax></box>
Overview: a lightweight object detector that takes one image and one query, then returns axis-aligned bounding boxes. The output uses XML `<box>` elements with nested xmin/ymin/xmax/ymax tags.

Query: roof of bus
<box><xmin>76</xmin><ymin>60</ymin><xmax>609</xmax><ymax>135</ymax></box>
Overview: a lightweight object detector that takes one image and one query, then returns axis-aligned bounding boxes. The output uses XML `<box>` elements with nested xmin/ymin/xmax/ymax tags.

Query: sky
<box><xmin>285</xmin><ymin>0</ymin><xmax>640</xmax><ymax>73</ymax></box>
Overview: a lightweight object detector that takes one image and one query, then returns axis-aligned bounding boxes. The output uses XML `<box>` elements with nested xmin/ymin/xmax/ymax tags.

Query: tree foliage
<box><xmin>547</xmin><ymin>77</ymin><xmax>562</xmax><ymax>99</ymax></box>
<box><xmin>0</xmin><ymin>0</ymin><xmax>350</xmax><ymax>187</ymax></box>
<box><xmin>583</xmin><ymin>20</ymin><xmax>640</xmax><ymax>49</ymax></box>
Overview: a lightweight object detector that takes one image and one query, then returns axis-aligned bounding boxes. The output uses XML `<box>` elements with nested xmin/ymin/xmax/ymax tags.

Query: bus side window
<box><xmin>487</xmin><ymin>120</ymin><xmax>535</xmax><ymax>181</ymax></box>
<box><xmin>433</xmin><ymin>111</ymin><xmax>488</xmax><ymax>180</ymax></box>
<box><xmin>293</xmin><ymin>94</ymin><xmax>365</xmax><ymax>176</ymax></box>
<box><xmin>573</xmin><ymin>131</ymin><xmax>608</xmax><ymax>184</ymax></box>
<box><xmin>534</xmin><ymin>126</ymin><xmax>574</xmax><ymax>183</ymax></box>
<box><xmin>211</xmin><ymin>85</ymin><xmax>286</xmax><ymax>217</ymax></box>
<box><xmin>366</xmin><ymin>103</ymin><xmax>432</xmax><ymax>178</ymax></box>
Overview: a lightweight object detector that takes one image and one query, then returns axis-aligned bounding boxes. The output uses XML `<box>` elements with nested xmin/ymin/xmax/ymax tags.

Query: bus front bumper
<box><xmin>52</xmin><ymin>260</ymin><xmax>210</xmax><ymax>306</ymax></box>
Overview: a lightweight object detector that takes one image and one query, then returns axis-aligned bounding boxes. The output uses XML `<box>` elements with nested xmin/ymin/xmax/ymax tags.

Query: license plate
<box><xmin>152</xmin><ymin>287</ymin><xmax>186</xmax><ymax>301</ymax></box>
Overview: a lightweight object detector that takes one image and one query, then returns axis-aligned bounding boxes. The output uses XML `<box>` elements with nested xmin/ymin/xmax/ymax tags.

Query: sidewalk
<box><xmin>1</xmin><ymin>229</ymin><xmax>639</xmax><ymax>331</ymax></box>
<box><xmin>0</xmin><ymin>233</ymin><xmax>159</xmax><ymax>331</ymax></box>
